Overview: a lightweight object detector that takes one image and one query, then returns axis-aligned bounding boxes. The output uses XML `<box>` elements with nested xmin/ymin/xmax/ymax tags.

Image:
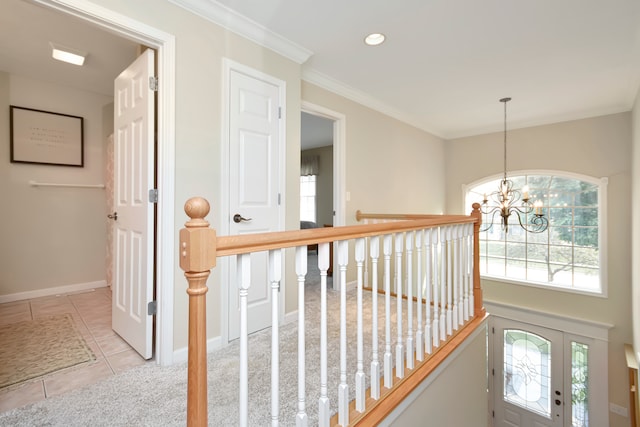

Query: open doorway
<box><xmin>301</xmin><ymin>102</ymin><xmax>346</xmax><ymax>290</ymax></box>
<box><xmin>2</xmin><ymin>0</ymin><xmax>176</xmax><ymax>366</ymax></box>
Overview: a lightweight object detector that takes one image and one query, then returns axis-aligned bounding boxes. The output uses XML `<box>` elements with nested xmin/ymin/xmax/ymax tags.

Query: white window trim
<box><xmin>463</xmin><ymin>169</ymin><xmax>608</xmax><ymax>297</ymax></box>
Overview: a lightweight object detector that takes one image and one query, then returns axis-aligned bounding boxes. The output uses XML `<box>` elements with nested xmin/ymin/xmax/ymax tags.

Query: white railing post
<box><xmin>415</xmin><ymin>230</ymin><xmax>424</xmax><ymax>362</ymax></box>
<box><xmin>237</xmin><ymin>253</ymin><xmax>251</xmax><ymax>427</ymax></box>
<box><xmin>452</xmin><ymin>225</ymin><xmax>460</xmax><ymax>331</ymax></box>
<box><xmin>440</xmin><ymin>227</ymin><xmax>447</xmax><ymax>342</ymax></box>
<box><xmin>295</xmin><ymin>246</ymin><xmax>308</xmax><ymax>427</ymax></box>
<box><xmin>383</xmin><ymin>234</ymin><xmax>393</xmax><ymax>388</ymax></box>
<box><xmin>424</xmin><ymin>228</ymin><xmax>433</xmax><ymax>354</ymax></box>
<box><xmin>318</xmin><ymin>242</ymin><xmax>330</xmax><ymax>427</ymax></box>
<box><xmin>355</xmin><ymin>238</ymin><xmax>366</xmax><ymax>412</ymax></box>
<box><xmin>395</xmin><ymin>233</ymin><xmax>405</xmax><ymax>379</ymax></box>
<box><xmin>433</xmin><ymin>228</ymin><xmax>440</xmax><ymax>347</ymax></box>
<box><xmin>456</xmin><ymin>225</ymin><xmax>464</xmax><ymax>328</ymax></box>
<box><xmin>464</xmin><ymin>223</ymin><xmax>472</xmax><ymax>321</ymax></box>
<box><xmin>446</xmin><ymin>226</ymin><xmax>453</xmax><ymax>337</ymax></box>
<box><xmin>269</xmin><ymin>250</ymin><xmax>282</xmax><ymax>427</ymax></box>
<box><xmin>369</xmin><ymin>236</ymin><xmax>381</xmax><ymax>400</ymax></box>
<box><xmin>405</xmin><ymin>231</ymin><xmax>414</xmax><ymax>370</ymax></box>
<box><xmin>338</xmin><ymin>240</ymin><xmax>349</xmax><ymax>427</ymax></box>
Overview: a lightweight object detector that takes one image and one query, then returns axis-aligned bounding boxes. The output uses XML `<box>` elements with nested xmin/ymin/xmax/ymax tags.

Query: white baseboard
<box><xmin>283</xmin><ymin>310</ymin><xmax>297</xmax><ymax>325</ymax></box>
<box><xmin>0</xmin><ymin>280</ymin><xmax>108</xmax><ymax>304</ymax></box>
<box><xmin>172</xmin><ymin>335</ymin><xmax>223</xmax><ymax>365</ymax></box>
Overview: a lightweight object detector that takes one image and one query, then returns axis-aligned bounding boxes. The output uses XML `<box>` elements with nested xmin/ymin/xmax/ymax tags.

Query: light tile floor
<box><xmin>0</xmin><ymin>287</ymin><xmax>150</xmax><ymax>413</ymax></box>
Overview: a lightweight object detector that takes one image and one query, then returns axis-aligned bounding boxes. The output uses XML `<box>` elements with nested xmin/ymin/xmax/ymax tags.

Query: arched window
<box><xmin>465</xmin><ymin>171</ymin><xmax>607</xmax><ymax>295</ymax></box>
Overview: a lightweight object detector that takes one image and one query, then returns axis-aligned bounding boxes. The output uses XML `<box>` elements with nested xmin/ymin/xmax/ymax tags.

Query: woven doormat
<box><xmin>0</xmin><ymin>313</ymin><xmax>96</xmax><ymax>389</ymax></box>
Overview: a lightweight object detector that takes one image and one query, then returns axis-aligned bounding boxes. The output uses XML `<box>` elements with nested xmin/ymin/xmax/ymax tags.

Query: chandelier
<box><xmin>479</xmin><ymin>98</ymin><xmax>548</xmax><ymax>233</ymax></box>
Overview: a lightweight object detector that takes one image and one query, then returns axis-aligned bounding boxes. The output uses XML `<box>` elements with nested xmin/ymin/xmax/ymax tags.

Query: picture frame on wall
<box><xmin>10</xmin><ymin>105</ymin><xmax>84</xmax><ymax>167</ymax></box>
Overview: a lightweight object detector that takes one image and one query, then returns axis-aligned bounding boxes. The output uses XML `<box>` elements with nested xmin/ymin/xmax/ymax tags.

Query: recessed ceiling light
<box><xmin>364</xmin><ymin>33</ymin><xmax>386</xmax><ymax>46</ymax></box>
<box><xmin>50</xmin><ymin>42</ymin><xmax>86</xmax><ymax>66</ymax></box>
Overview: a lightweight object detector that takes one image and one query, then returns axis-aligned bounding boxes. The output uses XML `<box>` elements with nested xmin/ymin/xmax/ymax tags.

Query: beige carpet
<box><xmin>0</xmin><ymin>314</ymin><xmax>96</xmax><ymax>389</ymax></box>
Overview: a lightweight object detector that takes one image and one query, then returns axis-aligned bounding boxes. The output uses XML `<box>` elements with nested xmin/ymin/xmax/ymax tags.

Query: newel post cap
<box><xmin>180</xmin><ymin>197</ymin><xmax>217</xmax><ymax>273</ymax></box>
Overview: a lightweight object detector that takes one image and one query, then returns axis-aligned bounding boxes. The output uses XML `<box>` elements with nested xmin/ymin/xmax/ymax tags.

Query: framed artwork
<box><xmin>10</xmin><ymin>105</ymin><xmax>84</xmax><ymax>167</ymax></box>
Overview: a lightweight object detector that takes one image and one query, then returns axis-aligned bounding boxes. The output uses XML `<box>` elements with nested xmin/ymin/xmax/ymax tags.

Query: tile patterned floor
<box><xmin>0</xmin><ymin>287</ymin><xmax>150</xmax><ymax>413</ymax></box>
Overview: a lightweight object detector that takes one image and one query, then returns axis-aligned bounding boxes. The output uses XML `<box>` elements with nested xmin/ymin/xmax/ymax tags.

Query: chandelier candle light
<box><xmin>479</xmin><ymin>97</ymin><xmax>548</xmax><ymax>233</ymax></box>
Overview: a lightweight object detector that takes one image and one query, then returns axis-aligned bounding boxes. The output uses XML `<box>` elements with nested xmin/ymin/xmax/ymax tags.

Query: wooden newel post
<box><xmin>179</xmin><ymin>197</ymin><xmax>217</xmax><ymax>427</ymax></box>
<box><xmin>470</xmin><ymin>203</ymin><xmax>485</xmax><ymax>318</ymax></box>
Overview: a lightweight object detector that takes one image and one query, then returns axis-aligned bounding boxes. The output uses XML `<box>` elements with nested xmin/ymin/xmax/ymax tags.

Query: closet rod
<box><xmin>29</xmin><ymin>180</ymin><xmax>105</xmax><ymax>189</ymax></box>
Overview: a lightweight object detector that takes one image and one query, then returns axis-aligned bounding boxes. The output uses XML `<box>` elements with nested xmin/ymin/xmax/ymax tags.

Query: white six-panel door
<box><xmin>227</xmin><ymin>66</ymin><xmax>283</xmax><ymax>341</ymax></box>
<box><xmin>112</xmin><ymin>48</ymin><xmax>155</xmax><ymax>359</ymax></box>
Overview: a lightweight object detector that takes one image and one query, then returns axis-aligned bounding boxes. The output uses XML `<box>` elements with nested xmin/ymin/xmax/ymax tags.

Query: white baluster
<box><xmin>432</xmin><ymin>228</ymin><xmax>440</xmax><ymax>348</ymax></box>
<box><xmin>395</xmin><ymin>233</ymin><xmax>404</xmax><ymax>379</ymax></box>
<box><xmin>415</xmin><ymin>230</ymin><xmax>424</xmax><ymax>362</ymax></box>
<box><xmin>355</xmin><ymin>238</ymin><xmax>366</xmax><ymax>412</ymax></box>
<box><xmin>405</xmin><ymin>232</ymin><xmax>414</xmax><ymax>369</ymax></box>
<box><xmin>424</xmin><ymin>228</ymin><xmax>433</xmax><ymax>355</ymax></box>
<box><xmin>383</xmin><ymin>234</ymin><xmax>393</xmax><ymax>388</ymax></box>
<box><xmin>440</xmin><ymin>227</ymin><xmax>447</xmax><ymax>342</ymax></box>
<box><xmin>446</xmin><ymin>226</ymin><xmax>453</xmax><ymax>337</ymax></box>
<box><xmin>337</xmin><ymin>240</ymin><xmax>349</xmax><ymax>427</ymax></box>
<box><xmin>295</xmin><ymin>246</ymin><xmax>308</xmax><ymax>427</ymax></box>
<box><xmin>452</xmin><ymin>225</ymin><xmax>459</xmax><ymax>331</ymax></box>
<box><xmin>457</xmin><ymin>225</ymin><xmax>465</xmax><ymax>327</ymax></box>
<box><xmin>464</xmin><ymin>224</ymin><xmax>472</xmax><ymax>321</ymax></box>
<box><xmin>468</xmin><ymin>224</ymin><xmax>475</xmax><ymax>318</ymax></box>
<box><xmin>318</xmin><ymin>243</ymin><xmax>330</xmax><ymax>427</ymax></box>
<box><xmin>269</xmin><ymin>250</ymin><xmax>282</xmax><ymax>427</ymax></box>
<box><xmin>237</xmin><ymin>254</ymin><xmax>251</xmax><ymax>427</ymax></box>
<box><xmin>369</xmin><ymin>236</ymin><xmax>381</xmax><ymax>400</ymax></box>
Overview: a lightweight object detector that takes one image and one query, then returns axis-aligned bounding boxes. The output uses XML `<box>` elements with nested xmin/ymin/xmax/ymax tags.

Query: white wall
<box><xmin>0</xmin><ymin>72</ymin><xmax>112</xmax><ymax>298</ymax></box>
<box><xmin>445</xmin><ymin>112</ymin><xmax>633</xmax><ymax>426</ymax></box>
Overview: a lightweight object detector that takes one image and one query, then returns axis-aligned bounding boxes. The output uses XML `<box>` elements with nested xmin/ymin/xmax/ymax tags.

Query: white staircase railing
<box><xmin>179</xmin><ymin>198</ymin><xmax>485</xmax><ymax>426</ymax></box>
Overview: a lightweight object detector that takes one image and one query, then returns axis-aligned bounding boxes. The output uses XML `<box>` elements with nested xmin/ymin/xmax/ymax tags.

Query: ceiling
<box><xmin>3</xmin><ymin>0</ymin><xmax>640</xmax><ymax>141</ymax></box>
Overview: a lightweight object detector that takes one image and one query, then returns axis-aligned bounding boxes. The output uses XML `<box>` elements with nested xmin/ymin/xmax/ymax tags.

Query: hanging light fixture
<box><xmin>479</xmin><ymin>97</ymin><xmax>548</xmax><ymax>233</ymax></box>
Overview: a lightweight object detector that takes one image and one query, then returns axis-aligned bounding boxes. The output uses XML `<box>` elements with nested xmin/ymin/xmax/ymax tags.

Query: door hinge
<box><xmin>492</xmin><ymin>368</ymin><xmax>495</xmax><ymax>376</ymax></box>
<box><xmin>492</xmin><ymin>410</ymin><xmax>495</xmax><ymax>418</ymax></box>
<box><xmin>148</xmin><ymin>300</ymin><xmax>157</xmax><ymax>316</ymax></box>
<box><xmin>278</xmin><ymin>106</ymin><xmax>282</xmax><ymax>119</ymax></box>
<box><xmin>149</xmin><ymin>76</ymin><xmax>158</xmax><ymax>91</ymax></box>
<box><xmin>492</xmin><ymin>327</ymin><xmax>495</xmax><ymax>334</ymax></box>
<box><xmin>149</xmin><ymin>188</ymin><xmax>158</xmax><ymax>203</ymax></box>
<box><xmin>278</xmin><ymin>193</ymin><xmax>281</xmax><ymax>205</ymax></box>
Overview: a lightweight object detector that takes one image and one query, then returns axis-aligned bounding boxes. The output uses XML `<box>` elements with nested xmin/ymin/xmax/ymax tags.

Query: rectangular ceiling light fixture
<box><xmin>50</xmin><ymin>42</ymin><xmax>86</xmax><ymax>66</ymax></box>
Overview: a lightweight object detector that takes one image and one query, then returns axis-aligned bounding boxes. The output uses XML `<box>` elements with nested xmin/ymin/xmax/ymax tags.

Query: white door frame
<box><xmin>35</xmin><ymin>0</ymin><xmax>176</xmax><ymax>366</ymax></box>
<box><xmin>220</xmin><ymin>58</ymin><xmax>287</xmax><ymax>344</ymax></box>
<box><xmin>301</xmin><ymin>101</ymin><xmax>346</xmax><ymax>290</ymax></box>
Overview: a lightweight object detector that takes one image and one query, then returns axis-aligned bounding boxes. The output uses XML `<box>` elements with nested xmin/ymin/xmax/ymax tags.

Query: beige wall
<box><xmin>382</xmin><ymin>322</ymin><xmax>488</xmax><ymax>427</ymax></box>
<box><xmin>632</xmin><ymin>87</ymin><xmax>640</xmax><ymax>422</ymax></box>
<box><xmin>302</xmin><ymin>81</ymin><xmax>447</xmax><ymax>221</ymax></box>
<box><xmin>0</xmin><ymin>72</ymin><xmax>111</xmax><ymax>296</ymax></box>
<box><xmin>301</xmin><ymin>145</ymin><xmax>333</xmax><ymax>227</ymax></box>
<box><xmin>445</xmin><ymin>112</ymin><xmax>633</xmax><ymax>426</ymax></box>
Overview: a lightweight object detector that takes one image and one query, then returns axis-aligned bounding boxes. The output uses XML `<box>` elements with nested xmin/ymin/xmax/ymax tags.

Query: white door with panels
<box><xmin>111</xmin><ymin>48</ymin><xmax>155</xmax><ymax>359</ymax></box>
<box><xmin>227</xmin><ymin>66</ymin><xmax>284</xmax><ymax>341</ymax></box>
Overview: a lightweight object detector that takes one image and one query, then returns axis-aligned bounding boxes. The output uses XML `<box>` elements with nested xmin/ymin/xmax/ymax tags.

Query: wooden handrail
<box><xmin>217</xmin><ymin>216</ymin><xmax>476</xmax><ymax>257</ymax></box>
<box><xmin>355</xmin><ymin>209</ymin><xmax>468</xmax><ymax>222</ymax></box>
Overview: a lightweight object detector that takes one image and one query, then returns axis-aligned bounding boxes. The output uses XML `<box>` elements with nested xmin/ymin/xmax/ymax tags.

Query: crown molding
<box><xmin>302</xmin><ymin>67</ymin><xmax>443</xmax><ymax>139</ymax></box>
<box><xmin>168</xmin><ymin>0</ymin><xmax>312</xmax><ymax>64</ymax></box>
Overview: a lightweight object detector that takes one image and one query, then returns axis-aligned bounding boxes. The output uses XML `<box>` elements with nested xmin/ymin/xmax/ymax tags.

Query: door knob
<box><xmin>233</xmin><ymin>214</ymin><xmax>252</xmax><ymax>223</ymax></box>
<box><xmin>107</xmin><ymin>212</ymin><xmax>118</xmax><ymax>221</ymax></box>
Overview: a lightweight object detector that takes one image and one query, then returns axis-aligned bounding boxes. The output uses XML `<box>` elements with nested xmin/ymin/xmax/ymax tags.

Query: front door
<box><xmin>227</xmin><ymin>65</ymin><xmax>283</xmax><ymax>341</ymax></box>
<box><xmin>111</xmin><ymin>48</ymin><xmax>155</xmax><ymax>359</ymax></box>
<box><xmin>493</xmin><ymin>317</ymin><xmax>564</xmax><ymax>426</ymax></box>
